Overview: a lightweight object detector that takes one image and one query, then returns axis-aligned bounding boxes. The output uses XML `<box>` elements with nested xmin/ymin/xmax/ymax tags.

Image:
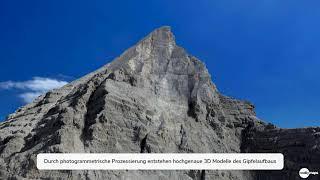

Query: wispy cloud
<box><xmin>0</xmin><ymin>77</ymin><xmax>68</xmax><ymax>103</ymax></box>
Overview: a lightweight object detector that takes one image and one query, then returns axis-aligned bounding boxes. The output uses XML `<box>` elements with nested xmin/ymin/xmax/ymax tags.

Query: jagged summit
<box><xmin>142</xmin><ymin>26</ymin><xmax>175</xmax><ymax>46</ymax></box>
<box><xmin>0</xmin><ymin>27</ymin><xmax>319</xmax><ymax>180</ymax></box>
<box><xmin>100</xmin><ymin>26</ymin><xmax>216</xmax><ymax>108</ymax></box>
<box><xmin>108</xmin><ymin>26</ymin><xmax>185</xmax><ymax>73</ymax></box>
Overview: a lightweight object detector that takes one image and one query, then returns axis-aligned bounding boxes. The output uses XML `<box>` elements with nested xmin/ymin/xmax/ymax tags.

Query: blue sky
<box><xmin>0</xmin><ymin>0</ymin><xmax>319</xmax><ymax>128</ymax></box>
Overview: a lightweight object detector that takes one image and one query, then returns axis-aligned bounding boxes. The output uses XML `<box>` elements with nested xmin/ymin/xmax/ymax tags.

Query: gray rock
<box><xmin>0</xmin><ymin>26</ymin><xmax>319</xmax><ymax>180</ymax></box>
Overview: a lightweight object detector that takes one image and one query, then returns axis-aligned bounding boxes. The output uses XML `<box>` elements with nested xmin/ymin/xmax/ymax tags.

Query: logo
<box><xmin>299</xmin><ymin>168</ymin><xmax>319</xmax><ymax>179</ymax></box>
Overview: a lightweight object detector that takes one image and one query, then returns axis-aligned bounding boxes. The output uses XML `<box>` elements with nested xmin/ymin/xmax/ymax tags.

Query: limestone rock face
<box><xmin>0</xmin><ymin>26</ymin><xmax>319</xmax><ymax>180</ymax></box>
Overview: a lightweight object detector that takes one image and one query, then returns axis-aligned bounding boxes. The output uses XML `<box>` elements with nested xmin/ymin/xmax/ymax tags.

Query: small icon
<box><xmin>299</xmin><ymin>168</ymin><xmax>319</xmax><ymax>179</ymax></box>
<box><xmin>300</xmin><ymin>168</ymin><xmax>310</xmax><ymax>179</ymax></box>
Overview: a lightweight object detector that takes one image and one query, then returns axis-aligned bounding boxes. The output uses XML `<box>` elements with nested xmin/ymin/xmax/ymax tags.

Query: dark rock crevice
<box><xmin>0</xmin><ymin>136</ymin><xmax>14</xmax><ymax>154</ymax></box>
<box><xmin>240</xmin><ymin>121</ymin><xmax>256</xmax><ymax>153</ymax></box>
<box><xmin>178</xmin><ymin>125</ymin><xmax>190</xmax><ymax>152</ymax></box>
<box><xmin>20</xmin><ymin>107</ymin><xmax>66</xmax><ymax>154</ymax></box>
<box><xmin>132</xmin><ymin>126</ymin><xmax>141</xmax><ymax>143</ymax></box>
<box><xmin>81</xmin><ymin>83</ymin><xmax>109</xmax><ymax>145</ymax></box>
<box><xmin>140</xmin><ymin>134</ymin><xmax>151</xmax><ymax>153</ymax></box>
<box><xmin>187</xmin><ymin>100</ymin><xmax>200</xmax><ymax>121</ymax></box>
<box><xmin>200</xmin><ymin>170</ymin><xmax>206</xmax><ymax>180</ymax></box>
<box><xmin>187</xmin><ymin>170</ymin><xmax>206</xmax><ymax>180</ymax></box>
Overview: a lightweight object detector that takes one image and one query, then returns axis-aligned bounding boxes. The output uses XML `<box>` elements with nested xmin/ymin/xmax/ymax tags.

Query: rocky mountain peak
<box><xmin>143</xmin><ymin>26</ymin><xmax>176</xmax><ymax>47</ymax></box>
<box><xmin>109</xmin><ymin>26</ymin><xmax>195</xmax><ymax>73</ymax></box>
<box><xmin>0</xmin><ymin>27</ymin><xmax>319</xmax><ymax>180</ymax></box>
<box><xmin>105</xmin><ymin>26</ymin><xmax>217</xmax><ymax>108</ymax></box>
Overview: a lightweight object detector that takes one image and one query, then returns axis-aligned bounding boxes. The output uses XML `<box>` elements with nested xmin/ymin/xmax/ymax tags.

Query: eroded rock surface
<box><xmin>0</xmin><ymin>26</ymin><xmax>319</xmax><ymax>180</ymax></box>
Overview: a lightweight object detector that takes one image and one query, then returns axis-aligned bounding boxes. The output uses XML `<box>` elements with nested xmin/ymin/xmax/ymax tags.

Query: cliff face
<box><xmin>242</xmin><ymin>126</ymin><xmax>320</xmax><ymax>180</ymax></box>
<box><xmin>0</xmin><ymin>27</ymin><xmax>319</xmax><ymax>180</ymax></box>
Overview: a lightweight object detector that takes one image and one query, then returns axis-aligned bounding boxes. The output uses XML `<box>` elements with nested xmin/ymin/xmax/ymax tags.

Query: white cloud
<box><xmin>0</xmin><ymin>77</ymin><xmax>68</xmax><ymax>103</ymax></box>
<box><xmin>18</xmin><ymin>92</ymin><xmax>44</xmax><ymax>103</ymax></box>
